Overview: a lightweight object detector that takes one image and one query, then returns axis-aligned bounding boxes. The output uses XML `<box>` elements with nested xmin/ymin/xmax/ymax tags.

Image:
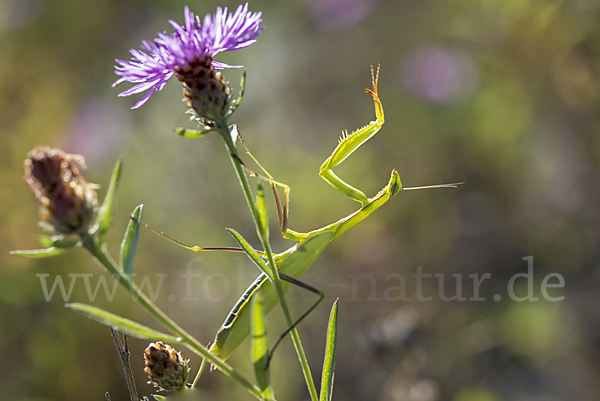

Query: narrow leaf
<box><xmin>66</xmin><ymin>303</ymin><xmax>178</xmax><ymax>342</ymax></box>
<box><xmin>227</xmin><ymin>228</ymin><xmax>273</xmax><ymax>281</ymax></box>
<box><xmin>39</xmin><ymin>236</ymin><xmax>80</xmax><ymax>249</ymax></box>
<box><xmin>120</xmin><ymin>204</ymin><xmax>143</xmax><ymax>276</ymax></box>
<box><xmin>38</xmin><ymin>236</ymin><xmax>54</xmax><ymax>248</ymax></box>
<box><xmin>320</xmin><ymin>300</ymin><xmax>338</xmax><ymax>401</ymax></box>
<box><xmin>251</xmin><ymin>292</ymin><xmax>274</xmax><ymax>400</ymax></box>
<box><xmin>174</xmin><ymin>127</ymin><xmax>213</xmax><ymax>138</ymax></box>
<box><xmin>256</xmin><ymin>182</ymin><xmax>269</xmax><ymax>241</ymax></box>
<box><xmin>227</xmin><ymin>69</ymin><xmax>247</xmax><ymax>118</ymax></box>
<box><xmin>10</xmin><ymin>247</ymin><xmax>68</xmax><ymax>258</ymax></box>
<box><xmin>151</xmin><ymin>396</ymin><xmax>165</xmax><ymax>401</ymax></box>
<box><xmin>93</xmin><ymin>157</ymin><xmax>123</xmax><ymax>243</ymax></box>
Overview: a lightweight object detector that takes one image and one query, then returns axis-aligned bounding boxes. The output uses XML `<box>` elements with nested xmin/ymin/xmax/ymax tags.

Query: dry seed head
<box><xmin>144</xmin><ymin>342</ymin><xmax>188</xmax><ymax>391</ymax></box>
<box><xmin>24</xmin><ymin>147</ymin><xmax>98</xmax><ymax>236</ymax></box>
<box><xmin>174</xmin><ymin>55</ymin><xmax>232</xmax><ymax>123</ymax></box>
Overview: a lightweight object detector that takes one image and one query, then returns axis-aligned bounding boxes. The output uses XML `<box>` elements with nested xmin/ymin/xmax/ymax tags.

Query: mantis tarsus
<box><xmin>143</xmin><ymin>66</ymin><xmax>460</xmax><ymax>362</ymax></box>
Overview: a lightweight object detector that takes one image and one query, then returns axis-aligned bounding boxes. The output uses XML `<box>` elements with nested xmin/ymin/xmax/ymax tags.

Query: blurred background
<box><xmin>2</xmin><ymin>0</ymin><xmax>600</xmax><ymax>400</ymax></box>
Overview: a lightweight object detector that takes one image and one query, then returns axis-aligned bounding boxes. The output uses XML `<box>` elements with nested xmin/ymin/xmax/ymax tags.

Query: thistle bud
<box><xmin>174</xmin><ymin>55</ymin><xmax>232</xmax><ymax>123</ymax></box>
<box><xmin>24</xmin><ymin>147</ymin><xmax>98</xmax><ymax>236</ymax></box>
<box><xmin>144</xmin><ymin>342</ymin><xmax>189</xmax><ymax>391</ymax></box>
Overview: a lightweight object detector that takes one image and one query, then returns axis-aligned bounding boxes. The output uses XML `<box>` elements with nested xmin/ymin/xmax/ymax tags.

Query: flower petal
<box><xmin>113</xmin><ymin>4</ymin><xmax>263</xmax><ymax>108</ymax></box>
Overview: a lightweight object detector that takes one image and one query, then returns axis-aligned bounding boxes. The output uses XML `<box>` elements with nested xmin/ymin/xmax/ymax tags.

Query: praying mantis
<box><xmin>147</xmin><ymin>66</ymin><xmax>459</xmax><ymax>361</ymax></box>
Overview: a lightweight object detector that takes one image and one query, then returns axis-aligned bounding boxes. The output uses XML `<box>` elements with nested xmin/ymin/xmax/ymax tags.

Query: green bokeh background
<box><xmin>2</xmin><ymin>0</ymin><xmax>600</xmax><ymax>400</ymax></box>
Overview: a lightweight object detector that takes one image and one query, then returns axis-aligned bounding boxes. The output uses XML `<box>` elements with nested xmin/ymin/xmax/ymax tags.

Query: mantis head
<box><xmin>389</xmin><ymin>169</ymin><xmax>402</xmax><ymax>196</ymax></box>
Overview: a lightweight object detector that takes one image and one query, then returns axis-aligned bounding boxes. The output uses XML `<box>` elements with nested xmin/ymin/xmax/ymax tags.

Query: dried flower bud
<box><xmin>144</xmin><ymin>342</ymin><xmax>189</xmax><ymax>391</ymax></box>
<box><xmin>24</xmin><ymin>147</ymin><xmax>98</xmax><ymax>236</ymax></box>
<box><xmin>174</xmin><ymin>55</ymin><xmax>232</xmax><ymax>123</ymax></box>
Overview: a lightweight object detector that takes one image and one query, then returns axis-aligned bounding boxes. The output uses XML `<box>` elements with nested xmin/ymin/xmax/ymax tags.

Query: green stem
<box><xmin>191</xmin><ymin>357</ymin><xmax>207</xmax><ymax>388</ymax></box>
<box><xmin>80</xmin><ymin>234</ymin><xmax>263</xmax><ymax>400</ymax></box>
<box><xmin>216</xmin><ymin>121</ymin><xmax>319</xmax><ymax>401</ymax></box>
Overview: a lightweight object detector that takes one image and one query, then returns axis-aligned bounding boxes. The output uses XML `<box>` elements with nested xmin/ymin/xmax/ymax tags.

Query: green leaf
<box><xmin>38</xmin><ymin>236</ymin><xmax>54</xmax><ymax>248</ymax></box>
<box><xmin>174</xmin><ymin>127</ymin><xmax>213</xmax><ymax>138</ymax></box>
<box><xmin>92</xmin><ymin>157</ymin><xmax>123</xmax><ymax>243</ymax></box>
<box><xmin>320</xmin><ymin>300</ymin><xmax>338</xmax><ymax>401</ymax></box>
<box><xmin>227</xmin><ymin>70</ymin><xmax>246</xmax><ymax>118</ymax></box>
<box><xmin>120</xmin><ymin>204</ymin><xmax>142</xmax><ymax>276</ymax></box>
<box><xmin>10</xmin><ymin>247</ymin><xmax>69</xmax><ymax>258</ymax></box>
<box><xmin>256</xmin><ymin>182</ymin><xmax>269</xmax><ymax>241</ymax></box>
<box><xmin>66</xmin><ymin>303</ymin><xmax>178</xmax><ymax>342</ymax></box>
<box><xmin>226</xmin><ymin>228</ymin><xmax>273</xmax><ymax>281</ymax></box>
<box><xmin>151</xmin><ymin>395</ymin><xmax>165</xmax><ymax>401</ymax></box>
<box><xmin>39</xmin><ymin>236</ymin><xmax>80</xmax><ymax>249</ymax></box>
<box><xmin>251</xmin><ymin>292</ymin><xmax>274</xmax><ymax>401</ymax></box>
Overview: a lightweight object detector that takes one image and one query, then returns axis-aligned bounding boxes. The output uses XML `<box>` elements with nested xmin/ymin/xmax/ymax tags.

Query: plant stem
<box><xmin>191</xmin><ymin>356</ymin><xmax>207</xmax><ymax>388</ymax></box>
<box><xmin>216</xmin><ymin>121</ymin><xmax>319</xmax><ymax>401</ymax></box>
<box><xmin>80</xmin><ymin>234</ymin><xmax>264</xmax><ymax>400</ymax></box>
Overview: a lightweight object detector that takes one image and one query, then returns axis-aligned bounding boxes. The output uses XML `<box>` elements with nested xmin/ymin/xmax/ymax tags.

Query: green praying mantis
<box><xmin>146</xmin><ymin>66</ymin><xmax>460</xmax><ymax>361</ymax></box>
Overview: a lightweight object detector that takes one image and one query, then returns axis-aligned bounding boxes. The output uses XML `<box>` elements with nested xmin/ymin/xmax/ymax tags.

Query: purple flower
<box><xmin>113</xmin><ymin>4</ymin><xmax>263</xmax><ymax>109</ymax></box>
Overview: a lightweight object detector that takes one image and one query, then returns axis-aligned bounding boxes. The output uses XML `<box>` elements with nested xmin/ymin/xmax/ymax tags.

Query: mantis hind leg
<box><xmin>266</xmin><ymin>273</ymin><xmax>324</xmax><ymax>367</ymax></box>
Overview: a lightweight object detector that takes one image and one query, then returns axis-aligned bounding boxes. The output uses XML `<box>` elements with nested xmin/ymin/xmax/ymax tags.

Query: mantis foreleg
<box><xmin>318</xmin><ymin>65</ymin><xmax>384</xmax><ymax>207</ymax></box>
<box><xmin>231</xmin><ymin>66</ymin><xmax>391</xmax><ymax>241</ymax></box>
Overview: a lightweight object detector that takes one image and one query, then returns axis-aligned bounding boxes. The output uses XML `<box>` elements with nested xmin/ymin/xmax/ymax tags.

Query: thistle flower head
<box><xmin>113</xmin><ymin>4</ymin><xmax>263</xmax><ymax>120</ymax></box>
<box><xmin>24</xmin><ymin>147</ymin><xmax>98</xmax><ymax>236</ymax></box>
<box><xmin>144</xmin><ymin>341</ymin><xmax>189</xmax><ymax>391</ymax></box>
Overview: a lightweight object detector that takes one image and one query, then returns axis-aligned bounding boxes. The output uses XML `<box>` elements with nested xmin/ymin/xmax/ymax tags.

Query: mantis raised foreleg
<box><xmin>319</xmin><ymin>65</ymin><xmax>385</xmax><ymax>207</ymax></box>
<box><xmin>239</xmin><ymin>65</ymin><xmax>399</xmax><ymax>242</ymax></box>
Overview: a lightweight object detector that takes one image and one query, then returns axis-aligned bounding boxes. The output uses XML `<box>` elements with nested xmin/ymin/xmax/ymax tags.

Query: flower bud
<box><xmin>144</xmin><ymin>342</ymin><xmax>189</xmax><ymax>391</ymax></box>
<box><xmin>174</xmin><ymin>55</ymin><xmax>232</xmax><ymax>123</ymax></box>
<box><xmin>24</xmin><ymin>147</ymin><xmax>98</xmax><ymax>236</ymax></box>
